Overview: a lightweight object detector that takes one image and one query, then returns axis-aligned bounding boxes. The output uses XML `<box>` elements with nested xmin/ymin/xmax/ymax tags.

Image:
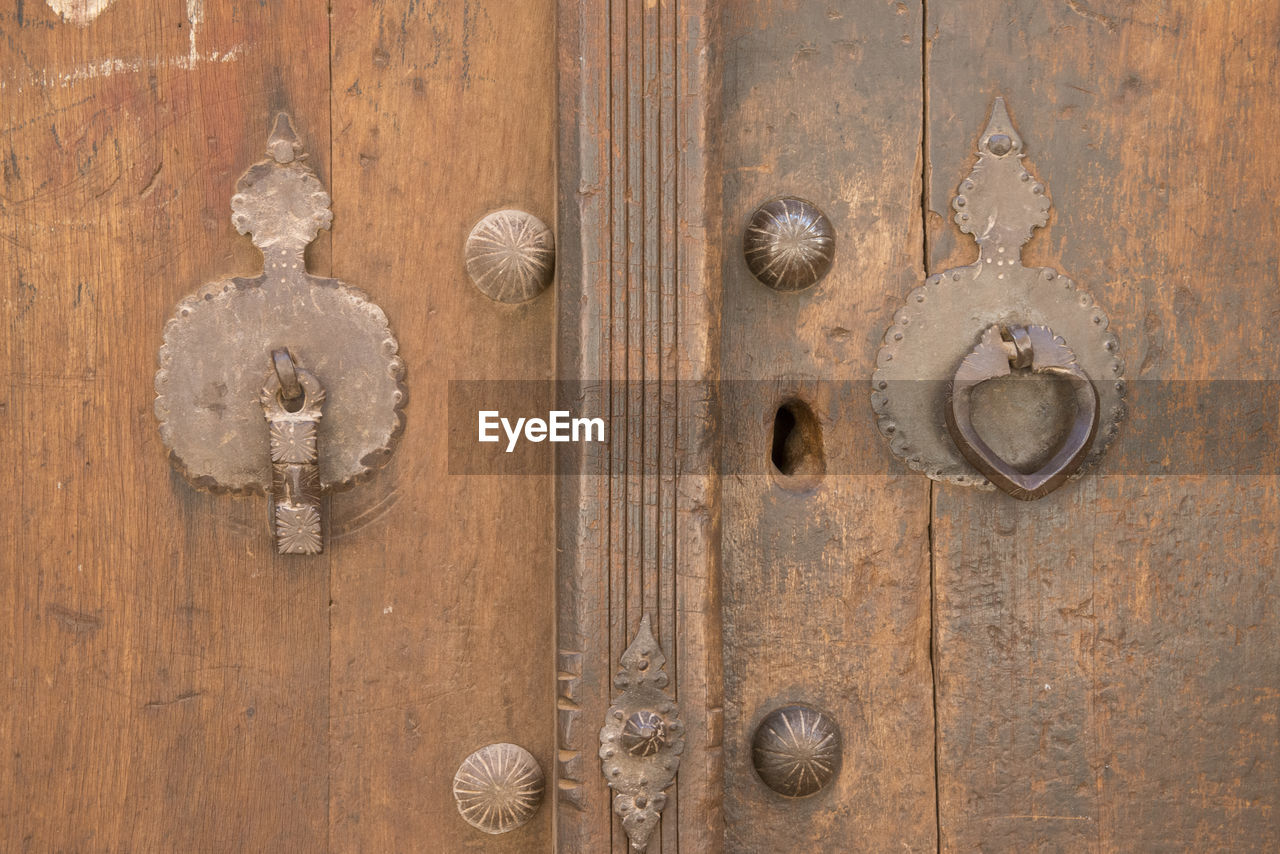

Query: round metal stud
<box><xmin>743</xmin><ymin>197</ymin><xmax>835</xmax><ymax>292</ymax></box>
<box><xmin>453</xmin><ymin>743</ymin><xmax>545</xmax><ymax>834</ymax></box>
<box><xmin>464</xmin><ymin>209</ymin><xmax>556</xmax><ymax>303</ymax></box>
<box><xmin>621</xmin><ymin>709</ymin><xmax>668</xmax><ymax>757</ymax></box>
<box><xmin>986</xmin><ymin>132</ymin><xmax>1013</xmax><ymax>155</ymax></box>
<box><xmin>752</xmin><ymin>705</ymin><xmax>841</xmax><ymax>798</ymax></box>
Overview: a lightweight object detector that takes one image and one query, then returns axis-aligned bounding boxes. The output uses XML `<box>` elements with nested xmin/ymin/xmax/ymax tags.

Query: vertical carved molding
<box><xmin>556</xmin><ymin>0</ymin><xmax>723</xmax><ymax>850</ymax></box>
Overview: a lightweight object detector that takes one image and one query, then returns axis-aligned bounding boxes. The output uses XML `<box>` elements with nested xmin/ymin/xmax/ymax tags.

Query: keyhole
<box><xmin>770</xmin><ymin>399</ymin><xmax>824</xmax><ymax>480</ymax></box>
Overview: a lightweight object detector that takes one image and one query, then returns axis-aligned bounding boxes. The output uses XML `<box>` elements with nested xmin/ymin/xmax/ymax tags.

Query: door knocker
<box><xmin>154</xmin><ymin>114</ymin><xmax>406</xmax><ymax>552</ymax></box>
<box><xmin>871</xmin><ymin>97</ymin><xmax>1125</xmax><ymax>499</ymax></box>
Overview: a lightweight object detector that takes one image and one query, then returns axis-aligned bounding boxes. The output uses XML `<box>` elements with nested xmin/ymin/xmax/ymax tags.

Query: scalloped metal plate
<box><xmin>154</xmin><ymin>114</ymin><xmax>405</xmax><ymax>494</ymax></box>
<box><xmin>871</xmin><ymin>98</ymin><xmax>1125</xmax><ymax>488</ymax></box>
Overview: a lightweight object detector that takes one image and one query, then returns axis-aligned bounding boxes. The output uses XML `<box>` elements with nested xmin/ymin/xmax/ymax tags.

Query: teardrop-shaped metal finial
<box><xmin>266</xmin><ymin>112</ymin><xmax>301</xmax><ymax>164</ymax></box>
<box><xmin>617</xmin><ymin>615</ymin><xmax>667</xmax><ymax>688</ymax></box>
<box><xmin>979</xmin><ymin>96</ymin><xmax>1022</xmax><ymax>157</ymax></box>
<box><xmin>951</xmin><ymin>96</ymin><xmax>1050</xmax><ymax>257</ymax></box>
<box><xmin>230</xmin><ymin>114</ymin><xmax>333</xmax><ymax>253</ymax></box>
<box><xmin>599</xmin><ymin>615</ymin><xmax>684</xmax><ymax>853</ymax></box>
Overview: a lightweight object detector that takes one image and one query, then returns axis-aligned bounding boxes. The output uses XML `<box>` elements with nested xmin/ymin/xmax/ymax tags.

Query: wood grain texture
<box><xmin>0</xmin><ymin>1</ymin><xmax>332</xmax><ymax>849</ymax></box>
<box><xmin>327</xmin><ymin>1</ymin><xmax>556</xmax><ymax>851</ymax></box>
<box><xmin>555</xmin><ymin>0</ymin><xmax>723</xmax><ymax>849</ymax></box>
<box><xmin>929</xmin><ymin>1</ymin><xmax>1280</xmax><ymax>850</ymax></box>
<box><xmin>718</xmin><ymin>1</ymin><xmax>937</xmax><ymax>851</ymax></box>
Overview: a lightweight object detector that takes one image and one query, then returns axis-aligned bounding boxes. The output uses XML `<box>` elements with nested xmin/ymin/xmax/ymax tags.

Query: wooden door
<box><xmin>2</xmin><ymin>2</ymin><xmax>556</xmax><ymax>851</ymax></box>
<box><xmin>558</xmin><ymin>0</ymin><xmax>1279</xmax><ymax>851</ymax></box>
<box><xmin>5</xmin><ymin>1</ymin><xmax>1278</xmax><ymax>852</ymax></box>
<box><xmin>925</xmin><ymin>3</ymin><xmax>1280</xmax><ymax>850</ymax></box>
<box><xmin>708</xmin><ymin>1</ymin><xmax>1280</xmax><ymax>852</ymax></box>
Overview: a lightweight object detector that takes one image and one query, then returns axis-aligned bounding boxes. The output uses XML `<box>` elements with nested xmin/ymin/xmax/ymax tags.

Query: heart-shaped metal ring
<box><xmin>945</xmin><ymin>324</ymin><xmax>1100</xmax><ymax>500</ymax></box>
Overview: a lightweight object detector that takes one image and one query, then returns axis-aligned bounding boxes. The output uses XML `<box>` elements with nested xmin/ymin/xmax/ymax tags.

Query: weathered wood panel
<box><xmin>327</xmin><ymin>1</ymin><xmax>557</xmax><ymax>850</ymax></box>
<box><xmin>718</xmin><ymin>1</ymin><xmax>937</xmax><ymax>851</ymax></box>
<box><xmin>0</xmin><ymin>1</ymin><xmax>331</xmax><ymax>849</ymax></box>
<box><xmin>929</xmin><ymin>1</ymin><xmax>1280</xmax><ymax>850</ymax></box>
<box><xmin>555</xmin><ymin>0</ymin><xmax>723</xmax><ymax>849</ymax></box>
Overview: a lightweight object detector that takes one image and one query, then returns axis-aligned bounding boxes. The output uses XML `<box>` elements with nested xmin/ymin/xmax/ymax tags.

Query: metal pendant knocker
<box><xmin>872</xmin><ymin>97</ymin><xmax>1124</xmax><ymax>500</ymax></box>
<box><xmin>155</xmin><ymin>114</ymin><xmax>406</xmax><ymax>552</ymax></box>
<box><xmin>946</xmin><ymin>325</ymin><xmax>1100</xmax><ymax>500</ymax></box>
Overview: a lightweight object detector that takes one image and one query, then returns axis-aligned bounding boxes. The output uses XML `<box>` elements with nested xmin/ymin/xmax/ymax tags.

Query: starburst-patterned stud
<box><xmin>621</xmin><ymin>709</ymin><xmax>668</xmax><ymax>757</ymax></box>
<box><xmin>752</xmin><ymin>705</ymin><xmax>841</xmax><ymax>798</ymax></box>
<box><xmin>743</xmin><ymin>196</ymin><xmax>836</xmax><ymax>291</ymax></box>
<box><xmin>453</xmin><ymin>743</ymin><xmax>545</xmax><ymax>834</ymax></box>
<box><xmin>464</xmin><ymin>209</ymin><xmax>556</xmax><ymax>303</ymax></box>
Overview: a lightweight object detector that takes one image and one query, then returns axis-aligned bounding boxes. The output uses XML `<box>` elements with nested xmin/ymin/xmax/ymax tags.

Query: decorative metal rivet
<box><xmin>871</xmin><ymin>96</ymin><xmax>1125</xmax><ymax>494</ymax></box>
<box><xmin>986</xmin><ymin>132</ymin><xmax>1013</xmax><ymax>155</ymax></box>
<box><xmin>453</xmin><ymin>743</ymin><xmax>545</xmax><ymax>834</ymax></box>
<box><xmin>621</xmin><ymin>710</ymin><xmax>668</xmax><ymax>757</ymax></box>
<box><xmin>154</xmin><ymin>114</ymin><xmax>405</xmax><ymax>553</ymax></box>
<box><xmin>464</xmin><ymin>209</ymin><xmax>556</xmax><ymax>303</ymax></box>
<box><xmin>752</xmin><ymin>705</ymin><xmax>841</xmax><ymax>798</ymax></box>
<box><xmin>600</xmin><ymin>615</ymin><xmax>684</xmax><ymax>852</ymax></box>
<box><xmin>743</xmin><ymin>196</ymin><xmax>835</xmax><ymax>291</ymax></box>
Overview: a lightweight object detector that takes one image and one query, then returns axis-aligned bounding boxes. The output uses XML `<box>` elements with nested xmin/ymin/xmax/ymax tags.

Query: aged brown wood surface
<box><xmin>11</xmin><ymin>1</ymin><xmax>1278</xmax><ymax>852</ymax></box>
<box><xmin>326</xmin><ymin>1</ymin><xmax>556</xmax><ymax>851</ymax></box>
<box><xmin>1</xmin><ymin>1</ymin><xmax>332</xmax><ymax>849</ymax></box>
<box><xmin>718</xmin><ymin>1</ymin><xmax>937</xmax><ymax>851</ymax></box>
<box><xmin>928</xmin><ymin>1</ymin><xmax>1280</xmax><ymax>850</ymax></box>
<box><xmin>2</xmin><ymin>0</ymin><xmax>557</xmax><ymax>851</ymax></box>
<box><xmin>555</xmin><ymin>0</ymin><xmax>723</xmax><ymax>850</ymax></box>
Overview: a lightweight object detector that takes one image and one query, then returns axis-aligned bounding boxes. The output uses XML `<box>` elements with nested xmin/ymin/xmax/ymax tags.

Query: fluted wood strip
<box><xmin>556</xmin><ymin>0</ymin><xmax>722</xmax><ymax>849</ymax></box>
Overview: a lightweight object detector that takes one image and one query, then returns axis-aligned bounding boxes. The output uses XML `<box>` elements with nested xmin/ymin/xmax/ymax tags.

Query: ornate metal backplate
<box><xmin>871</xmin><ymin>97</ymin><xmax>1124</xmax><ymax>488</ymax></box>
<box><xmin>155</xmin><ymin>114</ymin><xmax>406</xmax><ymax>497</ymax></box>
<box><xmin>599</xmin><ymin>615</ymin><xmax>684</xmax><ymax>852</ymax></box>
